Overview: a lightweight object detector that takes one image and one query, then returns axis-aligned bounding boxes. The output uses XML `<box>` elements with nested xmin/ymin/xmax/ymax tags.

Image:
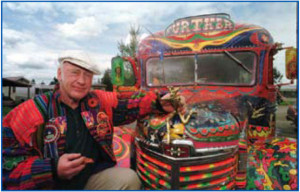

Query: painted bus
<box><xmin>111</xmin><ymin>13</ymin><xmax>297</xmax><ymax>190</ymax></box>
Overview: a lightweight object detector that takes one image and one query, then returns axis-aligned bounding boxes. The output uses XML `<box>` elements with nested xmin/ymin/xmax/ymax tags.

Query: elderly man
<box><xmin>2</xmin><ymin>50</ymin><xmax>178</xmax><ymax>190</ymax></box>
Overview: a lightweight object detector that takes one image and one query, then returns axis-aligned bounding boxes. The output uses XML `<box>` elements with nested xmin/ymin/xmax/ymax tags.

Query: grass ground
<box><xmin>279</xmin><ymin>98</ymin><xmax>296</xmax><ymax>106</ymax></box>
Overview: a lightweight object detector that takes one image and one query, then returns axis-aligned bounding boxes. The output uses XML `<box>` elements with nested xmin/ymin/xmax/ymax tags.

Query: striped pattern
<box><xmin>180</xmin><ymin>166</ymin><xmax>235</xmax><ymax>182</ymax></box>
<box><xmin>3</xmin><ymin>99</ymin><xmax>44</xmax><ymax>146</ymax></box>
<box><xmin>94</xmin><ymin>90</ymin><xmax>118</xmax><ymax>123</ymax></box>
<box><xmin>180</xmin><ymin>155</ymin><xmax>236</xmax><ymax>172</ymax></box>
<box><xmin>34</xmin><ymin>92</ymin><xmax>67</xmax><ymax>157</ymax></box>
<box><xmin>181</xmin><ymin>175</ymin><xmax>233</xmax><ymax>190</ymax></box>
<box><xmin>34</xmin><ymin>92</ymin><xmax>65</xmax><ymax>120</ymax></box>
<box><xmin>31</xmin><ymin>158</ymin><xmax>53</xmax><ymax>189</ymax></box>
<box><xmin>236</xmin><ymin>172</ymin><xmax>247</xmax><ymax>188</ymax></box>
<box><xmin>137</xmin><ymin>171</ymin><xmax>171</xmax><ymax>190</ymax></box>
<box><xmin>2</xmin><ymin>127</ymin><xmax>53</xmax><ymax>189</ymax></box>
<box><xmin>212</xmin><ymin>181</ymin><xmax>235</xmax><ymax>190</ymax></box>
<box><xmin>137</xmin><ymin>148</ymin><xmax>171</xmax><ymax>170</ymax></box>
<box><xmin>33</xmin><ymin>93</ymin><xmax>51</xmax><ymax>119</ymax></box>
<box><xmin>137</xmin><ymin>164</ymin><xmax>171</xmax><ymax>189</ymax></box>
<box><xmin>136</xmin><ymin>153</ymin><xmax>170</xmax><ymax>178</ymax></box>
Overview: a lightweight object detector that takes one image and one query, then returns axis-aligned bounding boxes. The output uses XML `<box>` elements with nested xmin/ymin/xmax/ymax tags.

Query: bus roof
<box><xmin>138</xmin><ymin>14</ymin><xmax>274</xmax><ymax>56</ymax></box>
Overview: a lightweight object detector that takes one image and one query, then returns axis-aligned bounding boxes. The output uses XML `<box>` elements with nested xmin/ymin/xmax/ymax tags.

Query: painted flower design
<box><xmin>88</xmin><ymin>98</ymin><xmax>98</xmax><ymax>108</ymax></box>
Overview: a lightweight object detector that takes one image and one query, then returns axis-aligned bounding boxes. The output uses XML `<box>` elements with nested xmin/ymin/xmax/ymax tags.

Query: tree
<box><xmin>273</xmin><ymin>66</ymin><xmax>283</xmax><ymax>84</ymax></box>
<box><xmin>31</xmin><ymin>79</ymin><xmax>36</xmax><ymax>85</ymax></box>
<box><xmin>49</xmin><ymin>77</ymin><xmax>58</xmax><ymax>85</ymax></box>
<box><xmin>118</xmin><ymin>25</ymin><xmax>141</xmax><ymax>57</ymax></box>
<box><xmin>101</xmin><ymin>69</ymin><xmax>113</xmax><ymax>91</ymax></box>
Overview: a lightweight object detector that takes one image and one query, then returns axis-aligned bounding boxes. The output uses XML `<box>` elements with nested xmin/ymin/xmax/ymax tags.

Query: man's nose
<box><xmin>77</xmin><ymin>73</ymin><xmax>86</xmax><ymax>84</ymax></box>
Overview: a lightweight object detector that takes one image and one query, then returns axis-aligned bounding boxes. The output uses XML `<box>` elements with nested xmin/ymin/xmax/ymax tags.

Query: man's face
<box><xmin>57</xmin><ymin>62</ymin><xmax>93</xmax><ymax>101</ymax></box>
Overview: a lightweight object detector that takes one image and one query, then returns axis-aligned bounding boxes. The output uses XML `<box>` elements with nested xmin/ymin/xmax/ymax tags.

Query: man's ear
<box><xmin>57</xmin><ymin>67</ymin><xmax>62</xmax><ymax>81</ymax></box>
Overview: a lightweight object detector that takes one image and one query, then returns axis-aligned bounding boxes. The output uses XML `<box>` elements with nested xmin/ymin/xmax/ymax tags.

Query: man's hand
<box><xmin>57</xmin><ymin>153</ymin><xmax>86</xmax><ymax>180</ymax></box>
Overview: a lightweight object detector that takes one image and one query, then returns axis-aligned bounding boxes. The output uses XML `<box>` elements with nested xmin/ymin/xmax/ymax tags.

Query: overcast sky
<box><xmin>2</xmin><ymin>1</ymin><xmax>297</xmax><ymax>84</ymax></box>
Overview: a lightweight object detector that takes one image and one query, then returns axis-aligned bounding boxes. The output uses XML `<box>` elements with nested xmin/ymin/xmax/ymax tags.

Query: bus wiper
<box><xmin>224</xmin><ymin>51</ymin><xmax>252</xmax><ymax>74</ymax></box>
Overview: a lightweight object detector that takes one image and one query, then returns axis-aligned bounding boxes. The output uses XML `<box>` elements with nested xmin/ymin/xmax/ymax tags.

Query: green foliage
<box><xmin>3</xmin><ymin>107</ymin><xmax>12</xmax><ymax>117</ymax></box>
<box><xmin>273</xmin><ymin>66</ymin><xmax>283</xmax><ymax>84</ymax></box>
<box><xmin>49</xmin><ymin>77</ymin><xmax>58</xmax><ymax>85</ymax></box>
<box><xmin>118</xmin><ymin>25</ymin><xmax>141</xmax><ymax>57</ymax></box>
<box><xmin>278</xmin><ymin>100</ymin><xmax>294</xmax><ymax>106</ymax></box>
<box><xmin>101</xmin><ymin>69</ymin><xmax>113</xmax><ymax>91</ymax></box>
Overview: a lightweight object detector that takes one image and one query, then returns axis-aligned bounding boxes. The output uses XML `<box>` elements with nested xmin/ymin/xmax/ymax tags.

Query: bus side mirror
<box><xmin>111</xmin><ymin>56</ymin><xmax>125</xmax><ymax>86</ymax></box>
<box><xmin>285</xmin><ymin>47</ymin><xmax>297</xmax><ymax>80</ymax></box>
<box><xmin>111</xmin><ymin>56</ymin><xmax>139</xmax><ymax>88</ymax></box>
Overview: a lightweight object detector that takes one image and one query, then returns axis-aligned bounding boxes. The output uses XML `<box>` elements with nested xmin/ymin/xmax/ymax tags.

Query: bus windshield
<box><xmin>146</xmin><ymin>51</ymin><xmax>256</xmax><ymax>86</ymax></box>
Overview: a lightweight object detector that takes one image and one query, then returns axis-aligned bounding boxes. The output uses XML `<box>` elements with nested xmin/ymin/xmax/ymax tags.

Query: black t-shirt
<box><xmin>56</xmin><ymin>104</ymin><xmax>100</xmax><ymax>190</ymax></box>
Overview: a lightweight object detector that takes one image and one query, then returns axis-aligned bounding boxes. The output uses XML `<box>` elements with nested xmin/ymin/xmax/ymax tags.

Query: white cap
<box><xmin>58</xmin><ymin>50</ymin><xmax>100</xmax><ymax>75</ymax></box>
